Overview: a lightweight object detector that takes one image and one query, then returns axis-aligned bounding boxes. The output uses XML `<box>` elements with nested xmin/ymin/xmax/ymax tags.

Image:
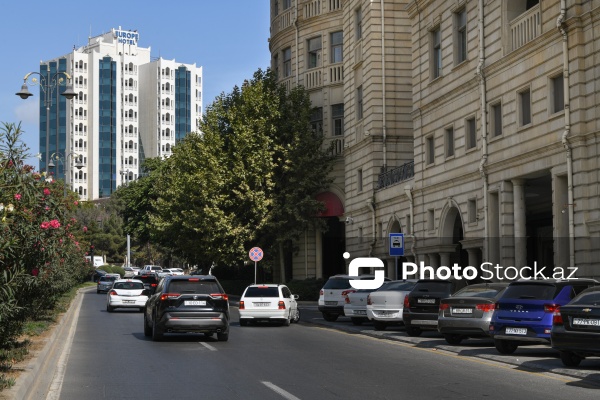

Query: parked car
<box><xmin>437</xmin><ymin>282</ymin><xmax>509</xmax><ymax>345</ymax></box>
<box><xmin>106</xmin><ymin>279</ymin><xmax>148</xmax><ymax>312</ymax></box>
<box><xmin>551</xmin><ymin>286</ymin><xmax>600</xmax><ymax>367</ymax></box>
<box><xmin>163</xmin><ymin>268</ymin><xmax>185</xmax><ymax>276</ymax></box>
<box><xmin>343</xmin><ymin>289</ymin><xmax>375</xmax><ymax>326</ymax></box>
<box><xmin>123</xmin><ymin>267</ymin><xmax>136</xmax><ymax>278</ymax></box>
<box><xmin>135</xmin><ymin>273</ymin><xmax>160</xmax><ymax>295</ymax></box>
<box><xmin>143</xmin><ymin>275</ymin><xmax>230</xmax><ymax>341</ymax></box>
<box><xmin>366</xmin><ymin>279</ymin><xmax>419</xmax><ymax>331</ymax></box>
<box><xmin>489</xmin><ymin>278</ymin><xmax>598</xmax><ymax>354</ymax></box>
<box><xmin>96</xmin><ymin>275</ymin><xmax>117</xmax><ymax>294</ymax></box>
<box><xmin>402</xmin><ymin>279</ymin><xmax>457</xmax><ymax>336</ymax></box>
<box><xmin>318</xmin><ymin>274</ymin><xmax>390</xmax><ymax>322</ymax></box>
<box><xmin>141</xmin><ymin>265</ymin><xmax>163</xmax><ymax>274</ymax></box>
<box><xmin>238</xmin><ymin>284</ymin><xmax>300</xmax><ymax>326</ymax></box>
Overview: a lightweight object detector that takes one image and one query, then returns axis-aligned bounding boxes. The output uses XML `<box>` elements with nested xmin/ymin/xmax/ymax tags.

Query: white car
<box><xmin>366</xmin><ymin>279</ymin><xmax>418</xmax><ymax>331</ymax></box>
<box><xmin>238</xmin><ymin>284</ymin><xmax>300</xmax><ymax>326</ymax></box>
<box><xmin>106</xmin><ymin>279</ymin><xmax>149</xmax><ymax>312</ymax></box>
<box><xmin>162</xmin><ymin>268</ymin><xmax>185</xmax><ymax>276</ymax></box>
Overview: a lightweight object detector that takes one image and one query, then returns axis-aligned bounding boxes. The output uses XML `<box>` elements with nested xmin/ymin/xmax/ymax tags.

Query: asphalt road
<box><xmin>45</xmin><ymin>291</ymin><xmax>600</xmax><ymax>399</ymax></box>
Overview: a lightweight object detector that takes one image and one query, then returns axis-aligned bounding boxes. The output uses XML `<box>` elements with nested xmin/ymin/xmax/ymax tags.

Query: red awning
<box><xmin>315</xmin><ymin>192</ymin><xmax>344</xmax><ymax>217</ymax></box>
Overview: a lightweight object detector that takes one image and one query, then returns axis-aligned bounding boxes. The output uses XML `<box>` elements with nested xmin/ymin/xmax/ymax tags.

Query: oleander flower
<box><xmin>14</xmin><ymin>193</ymin><xmax>21</xmax><ymax>201</ymax></box>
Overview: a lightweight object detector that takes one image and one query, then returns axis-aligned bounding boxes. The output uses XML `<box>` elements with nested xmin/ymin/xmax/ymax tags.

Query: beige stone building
<box><xmin>270</xmin><ymin>0</ymin><xmax>600</xmax><ymax>281</ymax></box>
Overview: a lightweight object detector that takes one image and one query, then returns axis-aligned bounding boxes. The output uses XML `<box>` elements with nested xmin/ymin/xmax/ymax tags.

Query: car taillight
<box><xmin>109</xmin><ymin>290</ymin><xmax>118</xmax><ymax>296</ymax></box>
<box><xmin>320</xmin><ymin>289</ymin><xmax>324</xmax><ymax>296</ymax></box>
<box><xmin>439</xmin><ymin>303</ymin><xmax>450</xmax><ymax>311</ymax></box>
<box><xmin>160</xmin><ymin>293</ymin><xmax>180</xmax><ymax>301</ymax></box>
<box><xmin>341</xmin><ymin>290</ymin><xmax>356</xmax><ymax>297</ymax></box>
<box><xmin>344</xmin><ymin>296</ymin><xmax>350</xmax><ymax>304</ymax></box>
<box><xmin>239</xmin><ymin>300</ymin><xmax>245</xmax><ymax>310</ymax></box>
<box><xmin>552</xmin><ymin>308</ymin><xmax>563</xmax><ymax>325</ymax></box>
<box><xmin>544</xmin><ymin>304</ymin><xmax>559</xmax><ymax>313</ymax></box>
<box><xmin>367</xmin><ymin>295</ymin><xmax>372</xmax><ymax>305</ymax></box>
<box><xmin>404</xmin><ymin>296</ymin><xmax>410</xmax><ymax>308</ymax></box>
<box><xmin>476</xmin><ymin>303</ymin><xmax>495</xmax><ymax>312</ymax></box>
<box><xmin>278</xmin><ymin>301</ymin><xmax>285</xmax><ymax>310</ymax></box>
<box><xmin>210</xmin><ymin>293</ymin><xmax>228</xmax><ymax>301</ymax></box>
<box><xmin>151</xmin><ymin>283</ymin><xmax>157</xmax><ymax>287</ymax></box>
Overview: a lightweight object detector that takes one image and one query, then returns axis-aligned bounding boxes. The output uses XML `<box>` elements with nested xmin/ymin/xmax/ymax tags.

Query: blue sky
<box><xmin>0</xmin><ymin>0</ymin><xmax>271</xmax><ymax>167</ymax></box>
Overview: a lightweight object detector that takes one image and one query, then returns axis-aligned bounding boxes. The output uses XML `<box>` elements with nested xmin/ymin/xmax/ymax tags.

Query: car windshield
<box><xmin>113</xmin><ymin>282</ymin><xmax>144</xmax><ymax>290</ymax></box>
<box><xmin>381</xmin><ymin>281</ymin><xmax>417</xmax><ymax>291</ymax></box>
<box><xmin>452</xmin><ymin>286</ymin><xmax>503</xmax><ymax>298</ymax></box>
<box><xmin>569</xmin><ymin>291</ymin><xmax>600</xmax><ymax>306</ymax></box>
<box><xmin>501</xmin><ymin>283</ymin><xmax>557</xmax><ymax>300</ymax></box>
<box><xmin>167</xmin><ymin>280</ymin><xmax>222</xmax><ymax>294</ymax></box>
<box><xmin>244</xmin><ymin>287</ymin><xmax>279</xmax><ymax>297</ymax></box>
<box><xmin>323</xmin><ymin>278</ymin><xmax>351</xmax><ymax>290</ymax></box>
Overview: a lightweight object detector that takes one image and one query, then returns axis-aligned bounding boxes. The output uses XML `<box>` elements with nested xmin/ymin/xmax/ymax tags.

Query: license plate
<box><xmin>253</xmin><ymin>302</ymin><xmax>271</xmax><ymax>307</ymax></box>
<box><xmin>354</xmin><ymin>310</ymin><xmax>367</xmax><ymax>315</ymax></box>
<box><xmin>184</xmin><ymin>300</ymin><xmax>206</xmax><ymax>306</ymax></box>
<box><xmin>377</xmin><ymin>311</ymin><xmax>397</xmax><ymax>317</ymax></box>
<box><xmin>418</xmin><ymin>298</ymin><xmax>435</xmax><ymax>304</ymax></box>
<box><xmin>412</xmin><ymin>319</ymin><xmax>438</xmax><ymax>326</ymax></box>
<box><xmin>123</xmin><ymin>300</ymin><xmax>135</xmax><ymax>304</ymax></box>
<box><xmin>452</xmin><ymin>308</ymin><xmax>473</xmax><ymax>314</ymax></box>
<box><xmin>573</xmin><ymin>318</ymin><xmax>600</xmax><ymax>326</ymax></box>
<box><xmin>325</xmin><ymin>301</ymin><xmax>338</xmax><ymax>306</ymax></box>
<box><xmin>506</xmin><ymin>327</ymin><xmax>527</xmax><ymax>335</ymax></box>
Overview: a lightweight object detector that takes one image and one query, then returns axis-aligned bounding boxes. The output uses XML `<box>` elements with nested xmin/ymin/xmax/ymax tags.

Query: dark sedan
<box><xmin>551</xmin><ymin>286</ymin><xmax>600</xmax><ymax>367</ymax></box>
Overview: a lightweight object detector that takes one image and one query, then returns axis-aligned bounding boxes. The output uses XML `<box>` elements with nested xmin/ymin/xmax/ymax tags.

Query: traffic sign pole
<box><xmin>248</xmin><ymin>247</ymin><xmax>264</xmax><ymax>285</ymax></box>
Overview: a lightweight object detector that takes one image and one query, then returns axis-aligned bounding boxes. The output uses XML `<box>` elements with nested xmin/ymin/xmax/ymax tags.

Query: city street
<box><xmin>41</xmin><ymin>290</ymin><xmax>600</xmax><ymax>399</ymax></box>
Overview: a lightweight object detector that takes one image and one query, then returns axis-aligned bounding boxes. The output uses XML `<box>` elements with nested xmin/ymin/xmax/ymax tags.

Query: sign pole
<box><xmin>254</xmin><ymin>261</ymin><xmax>257</xmax><ymax>285</ymax></box>
<box><xmin>248</xmin><ymin>247</ymin><xmax>264</xmax><ymax>285</ymax></box>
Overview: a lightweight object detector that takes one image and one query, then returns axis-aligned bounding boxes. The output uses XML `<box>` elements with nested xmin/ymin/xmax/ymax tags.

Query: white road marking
<box><xmin>261</xmin><ymin>381</ymin><xmax>302</xmax><ymax>400</ymax></box>
<box><xmin>199</xmin><ymin>341</ymin><xmax>218</xmax><ymax>351</ymax></box>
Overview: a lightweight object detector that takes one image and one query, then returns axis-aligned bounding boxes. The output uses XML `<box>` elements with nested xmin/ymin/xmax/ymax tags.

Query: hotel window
<box><xmin>466</xmin><ymin>117</ymin><xmax>476</xmax><ymax>149</ymax></box>
<box><xmin>519</xmin><ymin>88</ymin><xmax>531</xmax><ymax>126</ymax></box>
<box><xmin>358</xmin><ymin>168</ymin><xmax>363</xmax><ymax>192</ymax></box>
<box><xmin>355</xmin><ymin>8</ymin><xmax>362</xmax><ymax>40</ymax></box>
<box><xmin>331</xmin><ymin>31</ymin><xmax>343</xmax><ymax>63</ymax></box>
<box><xmin>426</xmin><ymin>136</ymin><xmax>435</xmax><ymax>165</ymax></box>
<box><xmin>283</xmin><ymin>47</ymin><xmax>292</xmax><ymax>78</ymax></box>
<box><xmin>445</xmin><ymin>127</ymin><xmax>454</xmax><ymax>158</ymax></box>
<box><xmin>551</xmin><ymin>73</ymin><xmax>564</xmax><ymax>114</ymax></box>
<box><xmin>307</xmin><ymin>36</ymin><xmax>322</xmax><ymax>69</ymax></box>
<box><xmin>310</xmin><ymin>107</ymin><xmax>323</xmax><ymax>135</ymax></box>
<box><xmin>332</xmin><ymin>103</ymin><xmax>344</xmax><ymax>136</ymax></box>
<box><xmin>432</xmin><ymin>27</ymin><xmax>442</xmax><ymax>78</ymax></box>
<box><xmin>490</xmin><ymin>103</ymin><xmax>502</xmax><ymax>137</ymax></box>
<box><xmin>357</xmin><ymin>86</ymin><xmax>363</xmax><ymax>120</ymax></box>
<box><xmin>455</xmin><ymin>8</ymin><xmax>467</xmax><ymax>64</ymax></box>
<box><xmin>283</xmin><ymin>0</ymin><xmax>291</xmax><ymax>10</ymax></box>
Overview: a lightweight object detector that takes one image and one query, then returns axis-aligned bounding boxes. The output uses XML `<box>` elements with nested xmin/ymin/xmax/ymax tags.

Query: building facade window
<box><xmin>519</xmin><ymin>88</ymin><xmax>531</xmax><ymax>126</ymax></box>
<box><xmin>432</xmin><ymin>27</ymin><xmax>442</xmax><ymax>78</ymax></box>
<box><xmin>283</xmin><ymin>47</ymin><xmax>292</xmax><ymax>78</ymax></box>
<box><xmin>358</xmin><ymin>168</ymin><xmax>363</xmax><ymax>192</ymax></box>
<box><xmin>355</xmin><ymin>8</ymin><xmax>362</xmax><ymax>40</ymax></box>
<box><xmin>283</xmin><ymin>0</ymin><xmax>291</xmax><ymax>10</ymax></box>
<box><xmin>273</xmin><ymin>54</ymin><xmax>279</xmax><ymax>80</ymax></box>
<box><xmin>551</xmin><ymin>73</ymin><xmax>564</xmax><ymax>113</ymax></box>
<box><xmin>468</xmin><ymin>198</ymin><xmax>477</xmax><ymax>223</ymax></box>
<box><xmin>307</xmin><ymin>36</ymin><xmax>322</xmax><ymax>69</ymax></box>
<box><xmin>310</xmin><ymin>107</ymin><xmax>323</xmax><ymax>135</ymax></box>
<box><xmin>332</xmin><ymin>103</ymin><xmax>344</xmax><ymax>136</ymax></box>
<box><xmin>427</xmin><ymin>209</ymin><xmax>435</xmax><ymax>231</ymax></box>
<box><xmin>426</xmin><ymin>136</ymin><xmax>434</xmax><ymax>165</ymax></box>
<box><xmin>445</xmin><ymin>127</ymin><xmax>454</xmax><ymax>158</ymax></box>
<box><xmin>357</xmin><ymin>86</ymin><xmax>363</xmax><ymax>120</ymax></box>
<box><xmin>331</xmin><ymin>31</ymin><xmax>343</xmax><ymax>63</ymax></box>
<box><xmin>491</xmin><ymin>103</ymin><xmax>502</xmax><ymax>136</ymax></box>
<box><xmin>455</xmin><ymin>8</ymin><xmax>467</xmax><ymax>64</ymax></box>
<box><xmin>466</xmin><ymin>117</ymin><xmax>476</xmax><ymax>149</ymax></box>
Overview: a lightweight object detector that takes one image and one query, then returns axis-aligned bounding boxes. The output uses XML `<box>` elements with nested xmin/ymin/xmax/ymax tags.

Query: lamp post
<box><xmin>48</xmin><ymin>152</ymin><xmax>84</xmax><ymax>196</ymax></box>
<box><xmin>16</xmin><ymin>70</ymin><xmax>77</xmax><ymax>174</ymax></box>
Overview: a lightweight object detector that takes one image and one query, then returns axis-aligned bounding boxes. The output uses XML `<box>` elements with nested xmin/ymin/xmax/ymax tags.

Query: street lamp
<box><xmin>16</xmin><ymin>70</ymin><xmax>77</xmax><ymax>174</ymax></box>
<box><xmin>48</xmin><ymin>152</ymin><xmax>84</xmax><ymax>196</ymax></box>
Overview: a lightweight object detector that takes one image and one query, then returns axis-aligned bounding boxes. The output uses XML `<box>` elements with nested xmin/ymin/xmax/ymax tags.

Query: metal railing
<box><xmin>376</xmin><ymin>161</ymin><xmax>414</xmax><ymax>190</ymax></box>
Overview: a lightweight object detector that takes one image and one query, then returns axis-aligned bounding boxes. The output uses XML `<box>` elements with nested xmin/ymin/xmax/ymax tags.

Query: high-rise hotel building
<box><xmin>39</xmin><ymin>27</ymin><xmax>202</xmax><ymax>200</ymax></box>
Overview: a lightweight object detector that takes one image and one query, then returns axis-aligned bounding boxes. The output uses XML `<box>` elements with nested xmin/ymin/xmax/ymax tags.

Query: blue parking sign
<box><xmin>389</xmin><ymin>233</ymin><xmax>404</xmax><ymax>256</ymax></box>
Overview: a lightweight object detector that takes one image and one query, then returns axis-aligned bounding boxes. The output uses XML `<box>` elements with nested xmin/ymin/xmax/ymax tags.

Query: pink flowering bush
<box><xmin>0</xmin><ymin>122</ymin><xmax>91</xmax><ymax>346</ymax></box>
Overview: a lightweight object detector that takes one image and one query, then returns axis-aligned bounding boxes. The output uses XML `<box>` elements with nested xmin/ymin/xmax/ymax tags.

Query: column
<box><xmin>512</xmin><ymin>179</ymin><xmax>527</xmax><ymax>269</ymax></box>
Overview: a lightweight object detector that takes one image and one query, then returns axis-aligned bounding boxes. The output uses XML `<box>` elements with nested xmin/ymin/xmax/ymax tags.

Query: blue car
<box><xmin>489</xmin><ymin>278</ymin><xmax>598</xmax><ymax>354</ymax></box>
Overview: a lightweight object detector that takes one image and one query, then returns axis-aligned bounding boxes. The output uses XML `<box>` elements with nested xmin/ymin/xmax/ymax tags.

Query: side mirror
<box><xmin>292</xmin><ymin>294</ymin><xmax>300</xmax><ymax>300</ymax></box>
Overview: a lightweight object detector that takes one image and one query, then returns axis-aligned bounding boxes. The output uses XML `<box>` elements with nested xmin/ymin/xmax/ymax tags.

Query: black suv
<box><xmin>136</xmin><ymin>273</ymin><xmax>160</xmax><ymax>295</ymax></box>
<box><xmin>143</xmin><ymin>275</ymin><xmax>230</xmax><ymax>342</ymax></box>
<box><xmin>402</xmin><ymin>279</ymin><xmax>456</xmax><ymax>336</ymax></box>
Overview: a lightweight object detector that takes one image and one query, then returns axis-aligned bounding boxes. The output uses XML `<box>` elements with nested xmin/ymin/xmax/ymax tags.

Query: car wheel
<box><xmin>494</xmin><ymin>339</ymin><xmax>518</xmax><ymax>354</ymax></box>
<box><xmin>106</xmin><ymin>304</ymin><xmax>114</xmax><ymax>313</ymax></box>
<box><xmin>373</xmin><ymin>321</ymin><xmax>387</xmax><ymax>331</ymax></box>
<box><xmin>560</xmin><ymin>351</ymin><xmax>583</xmax><ymax>367</ymax></box>
<box><xmin>351</xmin><ymin>318</ymin><xmax>363</xmax><ymax>326</ymax></box>
<box><xmin>217</xmin><ymin>332</ymin><xmax>229</xmax><ymax>342</ymax></box>
<box><xmin>443</xmin><ymin>334</ymin><xmax>463</xmax><ymax>345</ymax></box>
<box><xmin>405</xmin><ymin>326</ymin><xmax>422</xmax><ymax>337</ymax></box>
<box><xmin>239</xmin><ymin>319</ymin><xmax>249</xmax><ymax>327</ymax></box>
<box><xmin>322</xmin><ymin>313</ymin><xmax>339</xmax><ymax>322</ymax></box>
<box><xmin>292</xmin><ymin>309</ymin><xmax>300</xmax><ymax>323</ymax></box>
<box><xmin>143</xmin><ymin>313</ymin><xmax>152</xmax><ymax>337</ymax></box>
<box><xmin>152</xmin><ymin>316</ymin><xmax>163</xmax><ymax>342</ymax></box>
